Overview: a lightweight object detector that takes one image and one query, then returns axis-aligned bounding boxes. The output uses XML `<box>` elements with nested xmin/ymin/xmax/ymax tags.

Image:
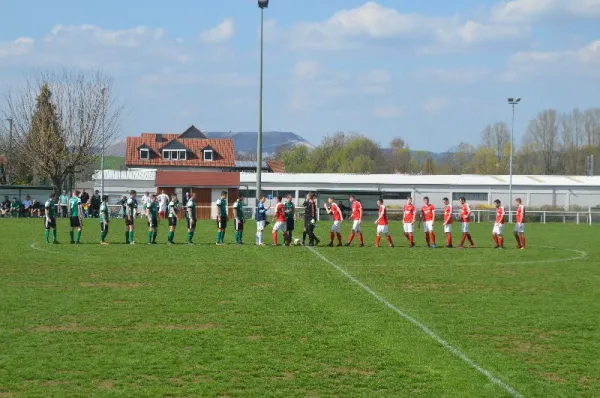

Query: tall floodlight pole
<box><xmin>507</xmin><ymin>97</ymin><xmax>521</xmax><ymax>223</ymax></box>
<box><xmin>6</xmin><ymin>118</ymin><xmax>13</xmax><ymax>185</ymax></box>
<box><xmin>256</xmin><ymin>0</ymin><xmax>268</xmax><ymax>208</ymax></box>
<box><xmin>101</xmin><ymin>88</ymin><xmax>107</xmax><ymax>197</ymax></box>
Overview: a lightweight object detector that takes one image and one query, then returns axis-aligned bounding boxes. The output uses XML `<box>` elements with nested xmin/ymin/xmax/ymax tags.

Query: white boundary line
<box><xmin>307</xmin><ymin>246</ymin><xmax>523</xmax><ymax>398</ymax></box>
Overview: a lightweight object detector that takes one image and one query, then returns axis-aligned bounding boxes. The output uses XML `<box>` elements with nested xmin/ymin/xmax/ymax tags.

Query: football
<box><xmin>293</xmin><ymin>238</ymin><xmax>302</xmax><ymax>246</ymax></box>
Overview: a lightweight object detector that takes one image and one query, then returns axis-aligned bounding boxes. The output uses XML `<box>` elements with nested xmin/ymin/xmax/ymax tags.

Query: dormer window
<box><xmin>203</xmin><ymin>149</ymin><xmax>213</xmax><ymax>161</ymax></box>
<box><xmin>163</xmin><ymin>149</ymin><xmax>187</xmax><ymax>160</ymax></box>
<box><xmin>139</xmin><ymin>148</ymin><xmax>149</xmax><ymax>160</ymax></box>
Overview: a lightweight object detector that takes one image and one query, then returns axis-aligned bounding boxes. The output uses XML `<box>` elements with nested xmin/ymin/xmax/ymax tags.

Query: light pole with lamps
<box><xmin>101</xmin><ymin>88</ymin><xmax>107</xmax><ymax>197</ymax></box>
<box><xmin>507</xmin><ymin>97</ymin><xmax>521</xmax><ymax>223</ymax></box>
<box><xmin>256</xmin><ymin>0</ymin><xmax>268</xmax><ymax>208</ymax></box>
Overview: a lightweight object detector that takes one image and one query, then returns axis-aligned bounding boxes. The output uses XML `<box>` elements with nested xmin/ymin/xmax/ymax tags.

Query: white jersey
<box><xmin>157</xmin><ymin>194</ymin><xmax>169</xmax><ymax>208</ymax></box>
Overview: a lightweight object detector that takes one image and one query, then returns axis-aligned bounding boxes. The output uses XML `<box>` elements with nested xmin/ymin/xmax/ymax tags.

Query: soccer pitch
<box><xmin>1</xmin><ymin>219</ymin><xmax>599</xmax><ymax>397</ymax></box>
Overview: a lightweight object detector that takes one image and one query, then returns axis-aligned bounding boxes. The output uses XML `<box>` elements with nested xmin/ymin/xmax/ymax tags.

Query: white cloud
<box><xmin>0</xmin><ymin>37</ymin><xmax>34</xmax><ymax>59</ymax></box>
<box><xmin>491</xmin><ymin>0</ymin><xmax>600</xmax><ymax>22</ymax></box>
<box><xmin>423</xmin><ymin>97</ymin><xmax>448</xmax><ymax>113</ymax></box>
<box><xmin>292</xmin><ymin>61</ymin><xmax>318</xmax><ymax>79</ymax></box>
<box><xmin>506</xmin><ymin>39</ymin><xmax>600</xmax><ymax>78</ymax></box>
<box><xmin>286</xmin><ymin>1</ymin><xmax>528</xmax><ymax>52</ymax></box>
<box><xmin>360</xmin><ymin>69</ymin><xmax>391</xmax><ymax>94</ymax></box>
<box><xmin>200</xmin><ymin>18</ymin><xmax>235</xmax><ymax>43</ymax></box>
<box><xmin>415</xmin><ymin>68</ymin><xmax>490</xmax><ymax>84</ymax></box>
<box><xmin>375</xmin><ymin>105</ymin><xmax>403</xmax><ymax>118</ymax></box>
<box><xmin>45</xmin><ymin>25</ymin><xmax>165</xmax><ymax>47</ymax></box>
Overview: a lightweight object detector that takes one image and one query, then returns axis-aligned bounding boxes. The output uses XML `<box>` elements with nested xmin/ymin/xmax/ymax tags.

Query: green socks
<box><xmin>148</xmin><ymin>231</ymin><xmax>152</xmax><ymax>243</ymax></box>
<box><xmin>52</xmin><ymin>229</ymin><xmax>57</xmax><ymax>242</ymax></box>
<box><xmin>100</xmin><ymin>231</ymin><xmax>106</xmax><ymax>242</ymax></box>
<box><xmin>76</xmin><ymin>231</ymin><xmax>81</xmax><ymax>243</ymax></box>
<box><xmin>125</xmin><ymin>231</ymin><xmax>130</xmax><ymax>244</ymax></box>
<box><xmin>129</xmin><ymin>231</ymin><xmax>134</xmax><ymax>243</ymax></box>
<box><xmin>187</xmin><ymin>231</ymin><xmax>194</xmax><ymax>243</ymax></box>
<box><xmin>234</xmin><ymin>231</ymin><xmax>243</xmax><ymax>243</ymax></box>
<box><xmin>69</xmin><ymin>231</ymin><xmax>74</xmax><ymax>243</ymax></box>
<box><xmin>216</xmin><ymin>231</ymin><xmax>225</xmax><ymax>244</ymax></box>
<box><xmin>45</xmin><ymin>230</ymin><xmax>50</xmax><ymax>243</ymax></box>
<box><xmin>168</xmin><ymin>231</ymin><xmax>174</xmax><ymax>243</ymax></box>
<box><xmin>153</xmin><ymin>231</ymin><xmax>157</xmax><ymax>243</ymax></box>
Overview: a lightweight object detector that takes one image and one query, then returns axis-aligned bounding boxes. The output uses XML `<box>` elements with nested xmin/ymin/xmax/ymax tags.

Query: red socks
<box><xmin>446</xmin><ymin>233</ymin><xmax>452</xmax><ymax>246</ymax></box>
<box><xmin>460</xmin><ymin>233</ymin><xmax>466</xmax><ymax>246</ymax></box>
<box><xmin>358</xmin><ymin>232</ymin><xmax>364</xmax><ymax>245</ymax></box>
<box><xmin>409</xmin><ymin>233</ymin><xmax>414</xmax><ymax>246</ymax></box>
<box><xmin>467</xmin><ymin>234</ymin><xmax>474</xmax><ymax>246</ymax></box>
<box><xmin>499</xmin><ymin>236</ymin><xmax>504</xmax><ymax>247</ymax></box>
<box><xmin>425</xmin><ymin>234</ymin><xmax>430</xmax><ymax>246</ymax></box>
<box><xmin>386</xmin><ymin>235</ymin><xmax>393</xmax><ymax>245</ymax></box>
<box><xmin>348</xmin><ymin>231</ymin><xmax>355</xmax><ymax>244</ymax></box>
<box><xmin>493</xmin><ymin>234</ymin><xmax>499</xmax><ymax>246</ymax></box>
<box><xmin>272</xmin><ymin>232</ymin><xmax>277</xmax><ymax>245</ymax></box>
<box><xmin>330</xmin><ymin>231</ymin><xmax>335</xmax><ymax>244</ymax></box>
<box><xmin>376</xmin><ymin>236</ymin><xmax>381</xmax><ymax>246</ymax></box>
<box><xmin>431</xmin><ymin>232</ymin><xmax>436</xmax><ymax>245</ymax></box>
<box><xmin>520</xmin><ymin>235</ymin><xmax>526</xmax><ymax>248</ymax></box>
<box><xmin>337</xmin><ymin>233</ymin><xmax>342</xmax><ymax>245</ymax></box>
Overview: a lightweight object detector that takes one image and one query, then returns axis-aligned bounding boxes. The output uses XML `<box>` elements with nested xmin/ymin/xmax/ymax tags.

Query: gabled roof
<box><xmin>126</xmin><ymin>132</ymin><xmax>235</xmax><ymax>168</ymax></box>
<box><xmin>137</xmin><ymin>143</ymin><xmax>151</xmax><ymax>150</ymax></box>
<box><xmin>179</xmin><ymin>125</ymin><xmax>208</xmax><ymax>139</ymax></box>
<box><xmin>160</xmin><ymin>139</ymin><xmax>188</xmax><ymax>151</ymax></box>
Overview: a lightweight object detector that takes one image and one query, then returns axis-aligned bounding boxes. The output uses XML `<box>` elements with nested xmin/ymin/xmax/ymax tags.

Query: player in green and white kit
<box><xmin>233</xmin><ymin>195</ymin><xmax>245</xmax><ymax>244</ymax></box>
<box><xmin>167</xmin><ymin>194</ymin><xmax>179</xmax><ymax>244</ymax></box>
<box><xmin>125</xmin><ymin>190</ymin><xmax>137</xmax><ymax>244</ymax></box>
<box><xmin>146</xmin><ymin>194</ymin><xmax>159</xmax><ymax>244</ymax></box>
<box><xmin>186</xmin><ymin>192</ymin><xmax>197</xmax><ymax>244</ymax></box>
<box><xmin>44</xmin><ymin>192</ymin><xmax>58</xmax><ymax>244</ymax></box>
<box><xmin>100</xmin><ymin>195</ymin><xmax>110</xmax><ymax>245</ymax></box>
<box><xmin>69</xmin><ymin>190</ymin><xmax>83</xmax><ymax>244</ymax></box>
<box><xmin>216</xmin><ymin>191</ymin><xmax>228</xmax><ymax>245</ymax></box>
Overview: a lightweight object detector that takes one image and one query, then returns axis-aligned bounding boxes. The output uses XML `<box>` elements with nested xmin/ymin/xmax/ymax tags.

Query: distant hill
<box><xmin>104</xmin><ymin>131</ymin><xmax>312</xmax><ymax>158</ymax></box>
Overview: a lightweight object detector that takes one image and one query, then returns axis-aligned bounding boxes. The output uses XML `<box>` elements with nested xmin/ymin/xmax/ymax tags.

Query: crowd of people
<box><xmin>34</xmin><ymin>188</ymin><xmax>527</xmax><ymax>250</ymax></box>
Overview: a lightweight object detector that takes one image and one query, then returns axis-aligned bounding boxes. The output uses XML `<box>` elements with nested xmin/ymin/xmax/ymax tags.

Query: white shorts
<box><xmin>423</xmin><ymin>220</ymin><xmax>434</xmax><ymax>233</ymax></box>
<box><xmin>403</xmin><ymin>223</ymin><xmax>413</xmax><ymax>233</ymax></box>
<box><xmin>462</xmin><ymin>222</ymin><xmax>470</xmax><ymax>233</ymax></box>
<box><xmin>377</xmin><ymin>224</ymin><xmax>389</xmax><ymax>235</ymax></box>
<box><xmin>273</xmin><ymin>221</ymin><xmax>287</xmax><ymax>232</ymax></box>
<box><xmin>352</xmin><ymin>220</ymin><xmax>361</xmax><ymax>232</ymax></box>
<box><xmin>331</xmin><ymin>221</ymin><xmax>341</xmax><ymax>233</ymax></box>
<box><xmin>514</xmin><ymin>223</ymin><xmax>525</xmax><ymax>233</ymax></box>
<box><xmin>493</xmin><ymin>224</ymin><xmax>504</xmax><ymax>235</ymax></box>
<box><xmin>159</xmin><ymin>205</ymin><xmax>167</xmax><ymax>213</ymax></box>
<box><xmin>444</xmin><ymin>224</ymin><xmax>452</xmax><ymax>233</ymax></box>
<box><xmin>257</xmin><ymin>220</ymin><xmax>266</xmax><ymax>231</ymax></box>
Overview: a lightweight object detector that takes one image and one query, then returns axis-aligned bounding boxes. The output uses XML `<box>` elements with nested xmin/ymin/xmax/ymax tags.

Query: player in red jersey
<box><xmin>271</xmin><ymin>196</ymin><xmax>290</xmax><ymax>246</ymax></box>
<box><xmin>442</xmin><ymin>197</ymin><xmax>453</xmax><ymax>248</ymax></box>
<box><xmin>402</xmin><ymin>197</ymin><xmax>415</xmax><ymax>247</ymax></box>
<box><xmin>374</xmin><ymin>199</ymin><xmax>393</xmax><ymax>247</ymax></box>
<box><xmin>457</xmin><ymin>197</ymin><xmax>475</xmax><ymax>248</ymax></box>
<box><xmin>324</xmin><ymin>197</ymin><xmax>343</xmax><ymax>247</ymax></box>
<box><xmin>346</xmin><ymin>195</ymin><xmax>364</xmax><ymax>247</ymax></box>
<box><xmin>493</xmin><ymin>199</ymin><xmax>505</xmax><ymax>249</ymax></box>
<box><xmin>421</xmin><ymin>197</ymin><xmax>436</xmax><ymax>248</ymax></box>
<box><xmin>514</xmin><ymin>198</ymin><xmax>526</xmax><ymax>249</ymax></box>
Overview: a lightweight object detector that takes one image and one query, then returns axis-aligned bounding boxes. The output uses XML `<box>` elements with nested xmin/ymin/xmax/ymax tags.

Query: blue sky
<box><xmin>1</xmin><ymin>0</ymin><xmax>599</xmax><ymax>152</ymax></box>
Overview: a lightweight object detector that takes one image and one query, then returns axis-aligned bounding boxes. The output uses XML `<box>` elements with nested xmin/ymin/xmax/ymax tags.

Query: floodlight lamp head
<box><xmin>258</xmin><ymin>0</ymin><xmax>269</xmax><ymax>9</ymax></box>
<box><xmin>507</xmin><ymin>97</ymin><xmax>521</xmax><ymax>104</ymax></box>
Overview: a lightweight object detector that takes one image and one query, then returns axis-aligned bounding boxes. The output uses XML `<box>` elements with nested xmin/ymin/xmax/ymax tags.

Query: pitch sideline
<box><xmin>307</xmin><ymin>246</ymin><xmax>523</xmax><ymax>398</ymax></box>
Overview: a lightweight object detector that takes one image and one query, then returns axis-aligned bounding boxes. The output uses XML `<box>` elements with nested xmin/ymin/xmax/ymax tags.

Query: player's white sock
<box><xmin>257</xmin><ymin>231</ymin><xmax>262</xmax><ymax>244</ymax></box>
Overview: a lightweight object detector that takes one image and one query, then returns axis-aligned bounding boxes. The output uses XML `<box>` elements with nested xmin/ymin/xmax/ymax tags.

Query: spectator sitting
<box><xmin>10</xmin><ymin>197</ymin><xmax>20</xmax><ymax>217</ymax></box>
<box><xmin>30</xmin><ymin>199</ymin><xmax>42</xmax><ymax>217</ymax></box>
<box><xmin>22</xmin><ymin>196</ymin><xmax>32</xmax><ymax>217</ymax></box>
<box><xmin>1</xmin><ymin>196</ymin><xmax>10</xmax><ymax>217</ymax></box>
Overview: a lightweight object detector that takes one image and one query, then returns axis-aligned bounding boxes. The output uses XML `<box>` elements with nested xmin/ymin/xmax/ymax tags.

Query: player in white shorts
<box><xmin>492</xmin><ymin>199</ymin><xmax>505</xmax><ymax>249</ymax></box>
<box><xmin>345</xmin><ymin>195</ymin><xmax>364</xmax><ymax>247</ymax></box>
<box><xmin>324</xmin><ymin>197</ymin><xmax>344</xmax><ymax>247</ymax></box>
<box><xmin>442</xmin><ymin>197</ymin><xmax>454</xmax><ymax>248</ymax></box>
<box><xmin>402</xmin><ymin>197</ymin><xmax>415</xmax><ymax>247</ymax></box>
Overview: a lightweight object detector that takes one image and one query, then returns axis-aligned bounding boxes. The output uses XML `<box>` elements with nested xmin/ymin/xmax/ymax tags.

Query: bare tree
<box><xmin>481</xmin><ymin>122</ymin><xmax>510</xmax><ymax>172</ymax></box>
<box><xmin>583</xmin><ymin>108</ymin><xmax>600</xmax><ymax>146</ymax></box>
<box><xmin>523</xmin><ymin>109</ymin><xmax>558</xmax><ymax>174</ymax></box>
<box><xmin>1</xmin><ymin>70</ymin><xmax>123</xmax><ymax>192</ymax></box>
<box><xmin>558</xmin><ymin>108</ymin><xmax>585</xmax><ymax>174</ymax></box>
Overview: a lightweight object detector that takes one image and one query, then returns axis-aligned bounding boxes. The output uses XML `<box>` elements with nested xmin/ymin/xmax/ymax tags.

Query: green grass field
<box><xmin>1</xmin><ymin>219</ymin><xmax>599</xmax><ymax>397</ymax></box>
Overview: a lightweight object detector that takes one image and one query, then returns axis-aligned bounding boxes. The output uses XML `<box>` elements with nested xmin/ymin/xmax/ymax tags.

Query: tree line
<box><xmin>277</xmin><ymin>108</ymin><xmax>600</xmax><ymax>175</ymax></box>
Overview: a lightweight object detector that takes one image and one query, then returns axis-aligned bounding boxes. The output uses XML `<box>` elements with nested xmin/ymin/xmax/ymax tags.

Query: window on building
<box><xmin>203</xmin><ymin>150</ymin><xmax>213</xmax><ymax>161</ymax></box>
<box><xmin>162</xmin><ymin>150</ymin><xmax>186</xmax><ymax>160</ymax></box>
<box><xmin>382</xmin><ymin>192</ymin><xmax>411</xmax><ymax>200</ymax></box>
<box><xmin>452</xmin><ymin>192</ymin><xmax>488</xmax><ymax>201</ymax></box>
<box><xmin>139</xmin><ymin>149</ymin><xmax>149</xmax><ymax>160</ymax></box>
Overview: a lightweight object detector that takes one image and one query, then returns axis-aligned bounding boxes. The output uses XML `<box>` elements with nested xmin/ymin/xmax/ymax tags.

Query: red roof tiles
<box><xmin>126</xmin><ymin>131</ymin><xmax>235</xmax><ymax>168</ymax></box>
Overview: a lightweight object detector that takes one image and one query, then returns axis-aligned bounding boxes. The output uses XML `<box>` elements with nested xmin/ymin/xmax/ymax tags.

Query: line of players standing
<box><xmin>39</xmin><ymin>189</ymin><xmax>526</xmax><ymax>249</ymax></box>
